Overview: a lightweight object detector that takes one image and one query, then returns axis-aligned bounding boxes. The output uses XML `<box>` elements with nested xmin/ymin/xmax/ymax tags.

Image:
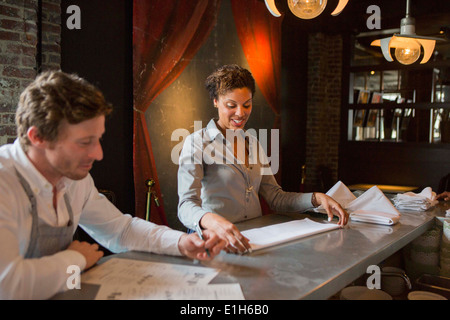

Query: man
<box><xmin>0</xmin><ymin>71</ymin><xmax>224</xmax><ymax>299</ymax></box>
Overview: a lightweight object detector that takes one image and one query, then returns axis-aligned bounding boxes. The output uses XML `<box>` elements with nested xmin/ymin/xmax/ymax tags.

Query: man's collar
<box><xmin>12</xmin><ymin>139</ymin><xmax>70</xmax><ymax>194</ymax></box>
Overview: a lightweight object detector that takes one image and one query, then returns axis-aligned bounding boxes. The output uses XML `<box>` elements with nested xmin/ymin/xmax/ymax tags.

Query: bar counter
<box><xmin>53</xmin><ymin>204</ymin><xmax>448</xmax><ymax>300</ymax></box>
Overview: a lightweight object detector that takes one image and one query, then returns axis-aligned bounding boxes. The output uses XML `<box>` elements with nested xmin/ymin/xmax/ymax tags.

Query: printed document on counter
<box><xmin>82</xmin><ymin>258</ymin><xmax>245</xmax><ymax>300</ymax></box>
<box><xmin>94</xmin><ymin>283</ymin><xmax>245</xmax><ymax>300</ymax></box>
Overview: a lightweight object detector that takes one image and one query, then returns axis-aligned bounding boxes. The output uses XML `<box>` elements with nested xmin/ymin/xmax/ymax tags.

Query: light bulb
<box><xmin>394</xmin><ymin>39</ymin><xmax>421</xmax><ymax>65</ymax></box>
<box><xmin>288</xmin><ymin>0</ymin><xmax>327</xmax><ymax>19</ymax></box>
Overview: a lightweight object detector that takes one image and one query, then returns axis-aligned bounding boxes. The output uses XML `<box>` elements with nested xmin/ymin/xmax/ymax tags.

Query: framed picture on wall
<box><xmin>353</xmin><ymin>109</ymin><xmax>366</xmax><ymax>127</ymax></box>
<box><xmin>371</xmin><ymin>92</ymin><xmax>383</xmax><ymax>104</ymax></box>
<box><xmin>366</xmin><ymin>109</ymin><xmax>379</xmax><ymax>127</ymax></box>
<box><xmin>357</xmin><ymin>90</ymin><xmax>370</xmax><ymax>104</ymax></box>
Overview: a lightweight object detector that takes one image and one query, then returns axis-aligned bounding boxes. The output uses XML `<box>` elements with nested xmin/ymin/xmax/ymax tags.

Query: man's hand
<box><xmin>67</xmin><ymin>240</ymin><xmax>104</xmax><ymax>270</ymax></box>
<box><xmin>178</xmin><ymin>229</ymin><xmax>226</xmax><ymax>260</ymax></box>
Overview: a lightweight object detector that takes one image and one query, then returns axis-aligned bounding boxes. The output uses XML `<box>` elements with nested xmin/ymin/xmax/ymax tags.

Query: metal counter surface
<box><xmin>53</xmin><ymin>205</ymin><xmax>446</xmax><ymax>300</ymax></box>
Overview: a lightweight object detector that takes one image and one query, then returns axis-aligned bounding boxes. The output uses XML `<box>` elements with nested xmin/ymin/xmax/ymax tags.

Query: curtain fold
<box><xmin>230</xmin><ymin>0</ymin><xmax>283</xmax><ymax>122</ymax></box>
<box><xmin>133</xmin><ymin>0</ymin><xmax>222</xmax><ymax>224</ymax></box>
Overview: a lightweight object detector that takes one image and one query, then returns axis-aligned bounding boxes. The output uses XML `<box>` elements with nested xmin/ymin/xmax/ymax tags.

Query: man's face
<box><xmin>43</xmin><ymin>115</ymin><xmax>105</xmax><ymax>182</ymax></box>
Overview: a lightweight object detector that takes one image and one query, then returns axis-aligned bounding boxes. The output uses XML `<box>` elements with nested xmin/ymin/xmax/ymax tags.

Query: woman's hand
<box><xmin>313</xmin><ymin>192</ymin><xmax>349</xmax><ymax>227</ymax></box>
<box><xmin>200</xmin><ymin>212</ymin><xmax>252</xmax><ymax>254</ymax></box>
<box><xmin>178</xmin><ymin>229</ymin><xmax>226</xmax><ymax>260</ymax></box>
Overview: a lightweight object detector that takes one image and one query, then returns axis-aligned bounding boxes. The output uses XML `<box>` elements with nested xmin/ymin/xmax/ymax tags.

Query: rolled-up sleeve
<box><xmin>259</xmin><ymin>173</ymin><xmax>314</xmax><ymax>212</ymax></box>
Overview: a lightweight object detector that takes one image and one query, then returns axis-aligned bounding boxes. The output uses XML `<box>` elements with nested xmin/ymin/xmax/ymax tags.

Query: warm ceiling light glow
<box><xmin>371</xmin><ymin>36</ymin><xmax>437</xmax><ymax>65</ymax></box>
<box><xmin>394</xmin><ymin>37</ymin><xmax>421</xmax><ymax>65</ymax></box>
<box><xmin>288</xmin><ymin>0</ymin><xmax>327</xmax><ymax>20</ymax></box>
<box><xmin>331</xmin><ymin>0</ymin><xmax>349</xmax><ymax>16</ymax></box>
<box><xmin>264</xmin><ymin>0</ymin><xmax>349</xmax><ymax>19</ymax></box>
<box><xmin>370</xmin><ymin>0</ymin><xmax>443</xmax><ymax>65</ymax></box>
<box><xmin>264</xmin><ymin>0</ymin><xmax>282</xmax><ymax>17</ymax></box>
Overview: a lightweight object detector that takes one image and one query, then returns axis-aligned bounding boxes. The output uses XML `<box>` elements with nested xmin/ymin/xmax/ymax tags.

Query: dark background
<box><xmin>61</xmin><ymin>0</ymin><xmax>450</xmax><ymax>229</ymax></box>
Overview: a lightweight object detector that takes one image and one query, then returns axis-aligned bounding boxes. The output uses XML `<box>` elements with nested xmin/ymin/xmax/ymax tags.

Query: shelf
<box><xmin>343</xmin><ymin>140</ymin><xmax>450</xmax><ymax>149</ymax></box>
<box><xmin>345</xmin><ymin>102</ymin><xmax>450</xmax><ymax>110</ymax></box>
<box><xmin>349</xmin><ymin>60</ymin><xmax>450</xmax><ymax>73</ymax></box>
<box><xmin>338</xmin><ymin>28</ymin><xmax>450</xmax><ymax>189</ymax></box>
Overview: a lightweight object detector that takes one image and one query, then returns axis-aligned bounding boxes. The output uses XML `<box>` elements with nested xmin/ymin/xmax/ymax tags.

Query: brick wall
<box><xmin>41</xmin><ymin>0</ymin><xmax>61</xmax><ymax>71</ymax></box>
<box><xmin>0</xmin><ymin>0</ymin><xmax>60</xmax><ymax>146</ymax></box>
<box><xmin>305</xmin><ymin>33</ymin><xmax>343</xmax><ymax>192</ymax></box>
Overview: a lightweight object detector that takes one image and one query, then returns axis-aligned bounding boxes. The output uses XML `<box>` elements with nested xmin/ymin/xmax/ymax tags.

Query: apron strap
<box><xmin>15</xmin><ymin>168</ymin><xmax>75</xmax><ymax>258</ymax></box>
<box><xmin>15</xmin><ymin>169</ymin><xmax>40</xmax><ymax>257</ymax></box>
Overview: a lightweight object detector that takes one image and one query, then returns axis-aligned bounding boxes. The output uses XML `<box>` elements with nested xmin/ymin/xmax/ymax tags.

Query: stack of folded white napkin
<box><xmin>393</xmin><ymin>187</ymin><xmax>438</xmax><ymax>211</ymax></box>
<box><xmin>316</xmin><ymin>181</ymin><xmax>401</xmax><ymax>226</ymax></box>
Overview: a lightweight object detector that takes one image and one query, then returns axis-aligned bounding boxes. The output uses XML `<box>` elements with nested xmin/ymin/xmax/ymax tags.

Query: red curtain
<box><xmin>231</xmin><ymin>0</ymin><xmax>284</xmax><ymax>213</ymax></box>
<box><xmin>133</xmin><ymin>0</ymin><xmax>222</xmax><ymax>224</ymax></box>
<box><xmin>230</xmin><ymin>0</ymin><xmax>283</xmax><ymax>123</ymax></box>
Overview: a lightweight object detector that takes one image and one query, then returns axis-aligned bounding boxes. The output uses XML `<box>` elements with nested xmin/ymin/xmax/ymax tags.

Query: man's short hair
<box><xmin>16</xmin><ymin>70</ymin><xmax>113</xmax><ymax>151</ymax></box>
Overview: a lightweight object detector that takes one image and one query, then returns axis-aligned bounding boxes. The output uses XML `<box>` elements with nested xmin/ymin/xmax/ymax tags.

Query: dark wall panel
<box><xmin>339</xmin><ymin>142</ymin><xmax>450</xmax><ymax>191</ymax></box>
<box><xmin>61</xmin><ymin>0</ymin><xmax>134</xmax><ymax>214</ymax></box>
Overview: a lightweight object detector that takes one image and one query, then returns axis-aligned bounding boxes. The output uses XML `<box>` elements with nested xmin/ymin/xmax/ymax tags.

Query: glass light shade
<box><xmin>264</xmin><ymin>0</ymin><xmax>282</xmax><ymax>17</ymax></box>
<box><xmin>288</xmin><ymin>0</ymin><xmax>327</xmax><ymax>19</ymax></box>
<box><xmin>394</xmin><ymin>39</ymin><xmax>421</xmax><ymax>65</ymax></box>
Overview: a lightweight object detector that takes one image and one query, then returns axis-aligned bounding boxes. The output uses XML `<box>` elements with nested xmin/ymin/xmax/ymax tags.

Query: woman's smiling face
<box><xmin>215</xmin><ymin>87</ymin><xmax>252</xmax><ymax>132</ymax></box>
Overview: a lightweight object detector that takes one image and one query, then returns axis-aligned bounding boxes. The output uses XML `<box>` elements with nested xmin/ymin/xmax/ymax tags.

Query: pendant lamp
<box><xmin>370</xmin><ymin>0</ymin><xmax>444</xmax><ymax>65</ymax></box>
<box><xmin>264</xmin><ymin>0</ymin><xmax>349</xmax><ymax>19</ymax></box>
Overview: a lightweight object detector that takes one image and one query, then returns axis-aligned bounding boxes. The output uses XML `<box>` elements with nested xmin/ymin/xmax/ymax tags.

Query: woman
<box><xmin>177</xmin><ymin>64</ymin><xmax>348</xmax><ymax>253</ymax></box>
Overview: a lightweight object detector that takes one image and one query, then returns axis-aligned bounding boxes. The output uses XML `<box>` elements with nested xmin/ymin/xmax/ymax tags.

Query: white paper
<box><xmin>82</xmin><ymin>258</ymin><xmax>218</xmax><ymax>287</ymax></box>
<box><xmin>394</xmin><ymin>187</ymin><xmax>438</xmax><ymax>211</ymax></box>
<box><xmin>350</xmin><ymin>209</ymin><xmax>400</xmax><ymax>225</ymax></box>
<box><xmin>94</xmin><ymin>283</ymin><xmax>245</xmax><ymax>300</ymax></box>
<box><xmin>320</xmin><ymin>181</ymin><xmax>401</xmax><ymax>226</ymax></box>
<box><xmin>241</xmin><ymin>218</ymin><xmax>340</xmax><ymax>251</ymax></box>
<box><xmin>324</xmin><ymin>180</ymin><xmax>357</xmax><ymax>208</ymax></box>
<box><xmin>82</xmin><ymin>258</ymin><xmax>244</xmax><ymax>300</ymax></box>
<box><xmin>346</xmin><ymin>186</ymin><xmax>400</xmax><ymax>215</ymax></box>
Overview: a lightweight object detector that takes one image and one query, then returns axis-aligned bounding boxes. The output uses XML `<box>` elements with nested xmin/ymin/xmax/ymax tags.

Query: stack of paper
<box><xmin>317</xmin><ymin>181</ymin><xmax>401</xmax><ymax>226</ymax></box>
<box><xmin>241</xmin><ymin>218</ymin><xmax>340</xmax><ymax>251</ymax></box>
<box><xmin>393</xmin><ymin>187</ymin><xmax>438</xmax><ymax>211</ymax></box>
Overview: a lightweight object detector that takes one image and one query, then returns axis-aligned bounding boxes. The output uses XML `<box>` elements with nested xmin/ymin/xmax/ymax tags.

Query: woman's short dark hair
<box><xmin>16</xmin><ymin>70</ymin><xmax>113</xmax><ymax>151</ymax></box>
<box><xmin>205</xmin><ymin>64</ymin><xmax>255</xmax><ymax>101</ymax></box>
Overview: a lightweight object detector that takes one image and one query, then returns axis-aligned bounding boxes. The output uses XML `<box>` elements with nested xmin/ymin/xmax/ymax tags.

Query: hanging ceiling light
<box><xmin>264</xmin><ymin>0</ymin><xmax>349</xmax><ymax>19</ymax></box>
<box><xmin>288</xmin><ymin>0</ymin><xmax>327</xmax><ymax>19</ymax></box>
<box><xmin>370</xmin><ymin>0</ymin><xmax>444</xmax><ymax>65</ymax></box>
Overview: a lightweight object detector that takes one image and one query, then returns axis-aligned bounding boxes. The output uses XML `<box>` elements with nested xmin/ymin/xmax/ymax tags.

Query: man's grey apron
<box><xmin>15</xmin><ymin>169</ymin><xmax>75</xmax><ymax>258</ymax></box>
